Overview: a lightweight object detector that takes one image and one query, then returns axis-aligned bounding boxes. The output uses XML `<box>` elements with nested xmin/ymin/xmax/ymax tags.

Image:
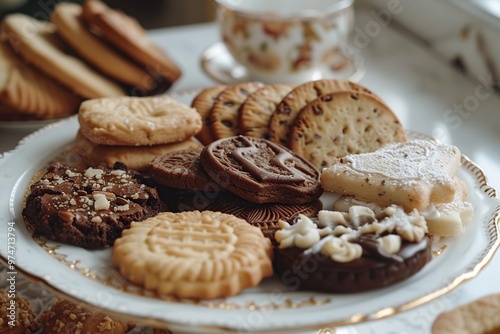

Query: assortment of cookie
<box><xmin>20</xmin><ymin>74</ymin><xmax>475</xmax><ymax>318</ymax></box>
<box><xmin>0</xmin><ymin>0</ymin><xmax>181</xmax><ymax>121</ymax></box>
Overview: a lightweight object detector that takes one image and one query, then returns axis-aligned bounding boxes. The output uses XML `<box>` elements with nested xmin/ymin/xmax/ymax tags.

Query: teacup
<box><xmin>215</xmin><ymin>0</ymin><xmax>355</xmax><ymax>84</ymax></box>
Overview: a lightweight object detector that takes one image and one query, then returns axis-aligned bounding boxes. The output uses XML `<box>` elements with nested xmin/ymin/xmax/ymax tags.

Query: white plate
<box><xmin>0</xmin><ymin>91</ymin><xmax>499</xmax><ymax>334</ymax></box>
<box><xmin>201</xmin><ymin>42</ymin><xmax>366</xmax><ymax>85</ymax></box>
<box><xmin>0</xmin><ymin>118</ymin><xmax>62</xmax><ymax>131</ymax></box>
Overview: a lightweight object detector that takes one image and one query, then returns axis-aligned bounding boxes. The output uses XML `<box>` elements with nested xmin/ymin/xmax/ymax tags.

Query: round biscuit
<box><xmin>191</xmin><ymin>85</ymin><xmax>227</xmax><ymax>145</ymax></box>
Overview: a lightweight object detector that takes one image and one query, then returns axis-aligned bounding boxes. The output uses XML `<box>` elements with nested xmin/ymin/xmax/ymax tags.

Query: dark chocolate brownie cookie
<box><xmin>175</xmin><ymin>191</ymin><xmax>323</xmax><ymax>241</ymax></box>
<box><xmin>23</xmin><ymin>162</ymin><xmax>165</xmax><ymax>249</ymax></box>
<box><xmin>200</xmin><ymin>136</ymin><xmax>323</xmax><ymax>204</ymax></box>
<box><xmin>149</xmin><ymin>147</ymin><xmax>211</xmax><ymax>190</ymax></box>
<box><xmin>273</xmin><ymin>205</ymin><xmax>432</xmax><ymax>293</ymax></box>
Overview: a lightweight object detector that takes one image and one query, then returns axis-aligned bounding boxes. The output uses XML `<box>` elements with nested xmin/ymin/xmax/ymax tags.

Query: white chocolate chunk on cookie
<box><xmin>78</xmin><ymin>96</ymin><xmax>202</xmax><ymax>146</ymax></box>
<box><xmin>333</xmin><ymin>177</ymin><xmax>473</xmax><ymax>237</ymax></box>
<box><xmin>113</xmin><ymin>211</ymin><xmax>273</xmax><ymax>299</ymax></box>
<box><xmin>322</xmin><ymin>140</ymin><xmax>462</xmax><ymax>211</ymax></box>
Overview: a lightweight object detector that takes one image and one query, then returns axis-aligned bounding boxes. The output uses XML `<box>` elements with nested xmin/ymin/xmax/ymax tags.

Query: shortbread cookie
<box><xmin>210</xmin><ymin>82</ymin><xmax>263</xmax><ymax>139</ymax></box>
<box><xmin>1</xmin><ymin>14</ymin><xmax>124</xmax><ymax>99</ymax></box>
<box><xmin>81</xmin><ymin>0</ymin><xmax>181</xmax><ymax>87</ymax></box>
<box><xmin>76</xmin><ymin>130</ymin><xmax>202</xmax><ymax>171</ymax></box>
<box><xmin>268</xmin><ymin>79</ymin><xmax>376</xmax><ymax>146</ymax></box>
<box><xmin>274</xmin><ymin>206</ymin><xmax>432</xmax><ymax>293</ymax></box>
<box><xmin>0</xmin><ymin>41</ymin><xmax>80</xmax><ymax>119</ymax></box>
<box><xmin>113</xmin><ymin>211</ymin><xmax>273</xmax><ymax>299</ymax></box>
<box><xmin>51</xmin><ymin>3</ymin><xmax>155</xmax><ymax>90</ymax></box>
<box><xmin>23</xmin><ymin>162</ymin><xmax>165</xmax><ymax>248</ymax></box>
<box><xmin>321</xmin><ymin>139</ymin><xmax>462</xmax><ymax>211</ymax></box>
<box><xmin>200</xmin><ymin>136</ymin><xmax>323</xmax><ymax>204</ymax></box>
<box><xmin>40</xmin><ymin>299</ymin><xmax>133</xmax><ymax>334</ymax></box>
<box><xmin>191</xmin><ymin>85</ymin><xmax>226</xmax><ymax>145</ymax></box>
<box><xmin>0</xmin><ymin>289</ymin><xmax>38</xmax><ymax>334</ymax></box>
<box><xmin>78</xmin><ymin>96</ymin><xmax>202</xmax><ymax>146</ymax></box>
<box><xmin>333</xmin><ymin>178</ymin><xmax>473</xmax><ymax>237</ymax></box>
<box><xmin>176</xmin><ymin>191</ymin><xmax>323</xmax><ymax>241</ymax></box>
<box><xmin>432</xmin><ymin>293</ymin><xmax>500</xmax><ymax>334</ymax></box>
<box><xmin>149</xmin><ymin>147</ymin><xmax>212</xmax><ymax>190</ymax></box>
<box><xmin>240</xmin><ymin>83</ymin><xmax>294</xmax><ymax>138</ymax></box>
<box><xmin>290</xmin><ymin>91</ymin><xmax>407</xmax><ymax>169</ymax></box>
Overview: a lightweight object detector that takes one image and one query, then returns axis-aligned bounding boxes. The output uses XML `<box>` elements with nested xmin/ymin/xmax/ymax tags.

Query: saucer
<box><xmin>201</xmin><ymin>42</ymin><xmax>365</xmax><ymax>84</ymax></box>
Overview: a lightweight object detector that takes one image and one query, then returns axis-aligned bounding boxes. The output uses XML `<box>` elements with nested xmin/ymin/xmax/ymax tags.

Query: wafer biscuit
<box><xmin>113</xmin><ymin>211</ymin><xmax>273</xmax><ymax>299</ymax></box>
<box><xmin>321</xmin><ymin>139</ymin><xmax>462</xmax><ymax>211</ymax></box>
<box><xmin>1</xmin><ymin>14</ymin><xmax>124</xmax><ymax>99</ymax></box>
<box><xmin>289</xmin><ymin>91</ymin><xmax>407</xmax><ymax>169</ymax></box>
<box><xmin>78</xmin><ymin>96</ymin><xmax>202</xmax><ymax>146</ymax></box>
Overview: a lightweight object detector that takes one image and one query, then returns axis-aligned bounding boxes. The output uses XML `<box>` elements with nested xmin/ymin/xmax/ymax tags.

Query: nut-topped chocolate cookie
<box><xmin>273</xmin><ymin>205</ymin><xmax>432</xmax><ymax>293</ymax></box>
<box><xmin>200</xmin><ymin>136</ymin><xmax>323</xmax><ymax>204</ymax></box>
<box><xmin>23</xmin><ymin>162</ymin><xmax>165</xmax><ymax>249</ymax></box>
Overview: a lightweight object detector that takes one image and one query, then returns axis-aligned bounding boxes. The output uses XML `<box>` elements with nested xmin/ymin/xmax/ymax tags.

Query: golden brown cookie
<box><xmin>432</xmin><ymin>294</ymin><xmax>500</xmax><ymax>334</ymax></box>
<box><xmin>113</xmin><ymin>210</ymin><xmax>273</xmax><ymax>299</ymax></box>
<box><xmin>40</xmin><ymin>299</ymin><xmax>133</xmax><ymax>334</ymax></box>
<box><xmin>78</xmin><ymin>95</ymin><xmax>202</xmax><ymax>146</ymax></box>
<box><xmin>267</xmin><ymin>79</ymin><xmax>375</xmax><ymax>147</ymax></box>
<box><xmin>0</xmin><ymin>289</ymin><xmax>38</xmax><ymax>334</ymax></box>
<box><xmin>0</xmin><ymin>41</ymin><xmax>81</xmax><ymax>120</ymax></box>
<box><xmin>321</xmin><ymin>139</ymin><xmax>462</xmax><ymax>211</ymax></box>
<box><xmin>240</xmin><ymin>83</ymin><xmax>294</xmax><ymax>139</ymax></box>
<box><xmin>76</xmin><ymin>130</ymin><xmax>202</xmax><ymax>171</ymax></box>
<box><xmin>191</xmin><ymin>85</ymin><xmax>227</xmax><ymax>145</ymax></box>
<box><xmin>51</xmin><ymin>3</ymin><xmax>155</xmax><ymax>90</ymax></box>
<box><xmin>1</xmin><ymin>14</ymin><xmax>124</xmax><ymax>99</ymax></box>
<box><xmin>289</xmin><ymin>91</ymin><xmax>407</xmax><ymax>169</ymax></box>
<box><xmin>81</xmin><ymin>0</ymin><xmax>181</xmax><ymax>87</ymax></box>
<box><xmin>209</xmin><ymin>82</ymin><xmax>263</xmax><ymax>139</ymax></box>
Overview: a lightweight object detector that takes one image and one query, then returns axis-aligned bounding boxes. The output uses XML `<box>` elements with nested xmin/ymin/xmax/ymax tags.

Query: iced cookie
<box><xmin>78</xmin><ymin>96</ymin><xmax>202</xmax><ymax>146</ymax></box>
<box><xmin>200</xmin><ymin>136</ymin><xmax>323</xmax><ymax>204</ymax></box>
<box><xmin>274</xmin><ymin>206</ymin><xmax>432</xmax><ymax>293</ymax></box>
<box><xmin>23</xmin><ymin>162</ymin><xmax>165</xmax><ymax>248</ymax></box>
<box><xmin>289</xmin><ymin>91</ymin><xmax>407</xmax><ymax>169</ymax></box>
<box><xmin>113</xmin><ymin>210</ymin><xmax>273</xmax><ymax>299</ymax></box>
<box><xmin>321</xmin><ymin>139</ymin><xmax>462</xmax><ymax>211</ymax></box>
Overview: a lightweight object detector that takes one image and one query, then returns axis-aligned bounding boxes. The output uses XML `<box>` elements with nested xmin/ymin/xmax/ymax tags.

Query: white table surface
<box><xmin>1</xmin><ymin>9</ymin><xmax>499</xmax><ymax>334</ymax></box>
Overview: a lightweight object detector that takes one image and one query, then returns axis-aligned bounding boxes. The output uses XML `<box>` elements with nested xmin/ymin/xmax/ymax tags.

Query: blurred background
<box><xmin>0</xmin><ymin>0</ymin><xmax>217</xmax><ymax>28</ymax></box>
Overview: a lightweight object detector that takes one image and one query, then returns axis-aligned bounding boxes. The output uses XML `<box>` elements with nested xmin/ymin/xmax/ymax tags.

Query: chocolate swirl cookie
<box><xmin>200</xmin><ymin>136</ymin><xmax>323</xmax><ymax>204</ymax></box>
<box><xmin>273</xmin><ymin>205</ymin><xmax>432</xmax><ymax>293</ymax></box>
<box><xmin>23</xmin><ymin>162</ymin><xmax>165</xmax><ymax>249</ymax></box>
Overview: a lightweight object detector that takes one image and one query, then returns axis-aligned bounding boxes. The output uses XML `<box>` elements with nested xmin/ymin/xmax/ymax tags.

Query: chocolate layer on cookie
<box><xmin>23</xmin><ymin>162</ymin><xmax>165</xmax><ymax>249</ymax></box>
<box><xmin>200</xmin><ymin>136</ymin><xmax>323</xmax><ymax>204</ymax></box>
<box><xmin>273</xmin><ymin>206</ymin><xmax>432</xmax><ymax>293</ymax></box>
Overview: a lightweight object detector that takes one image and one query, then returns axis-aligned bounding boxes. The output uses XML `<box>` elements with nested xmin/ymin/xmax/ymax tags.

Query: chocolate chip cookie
<box><xmin>200</xmin><ymin>136</ymin><xmax>323</xmax><ymax>204</ymax></box>
<box><xmin>23</xmin><ymin>162</ymin><xmax>165</xmax><ymax>249</ymax></box>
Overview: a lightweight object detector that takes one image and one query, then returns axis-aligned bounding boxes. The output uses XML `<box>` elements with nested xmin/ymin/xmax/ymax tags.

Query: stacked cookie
<box><xmin>75</xmin><ymin>95</ymin><xmax>203</xmax><ymax>171</ymax></box>
<box><xmin>191</xmin><ymin>79</ymin><xmax>407</xmax><ymax>169</ymax></box>
<box><xmin>0</xmin><ymin>0</ymin><xmax>181</xmax><ymax>121</ymax></box>
<box><xmin>149</xmin><ymin>136</ymin><xmax>323</xmax><ymax>241</ymax></box>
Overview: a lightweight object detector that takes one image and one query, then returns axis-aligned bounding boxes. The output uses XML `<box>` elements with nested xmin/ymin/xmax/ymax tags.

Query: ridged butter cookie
<box><xmin>113</xmin><ymin>210</ymin><xmax>273</xmax><ymax>299</ymax></box>
<box><xmin>191</xmin><ymin>85</ymin><xmax>226</xmax><ymax>145</ymax></box>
